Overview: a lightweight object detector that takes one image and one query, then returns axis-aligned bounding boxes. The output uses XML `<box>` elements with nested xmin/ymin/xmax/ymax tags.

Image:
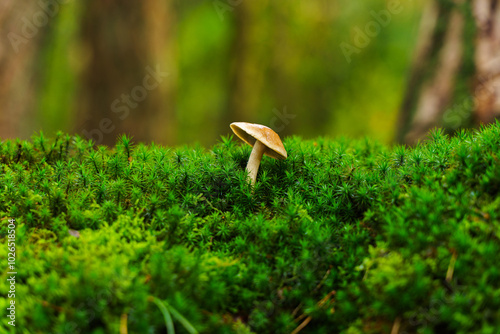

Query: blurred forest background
<box><xmin>0</xmin><ymin>0</ymin><xmax>499</xmax><ymax>147</ymax></box>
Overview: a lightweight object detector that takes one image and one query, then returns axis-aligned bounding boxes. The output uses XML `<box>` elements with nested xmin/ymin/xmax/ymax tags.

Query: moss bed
<box><xmin>1</xmin><ymin>122</ymin><xmax>500</xmax><ymax>333</ymax></box>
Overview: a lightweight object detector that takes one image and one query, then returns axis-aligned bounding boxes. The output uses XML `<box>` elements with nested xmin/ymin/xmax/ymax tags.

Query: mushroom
<box><xmin>230</xmin><ymin>122</ymin><xmax>287</xmax><ymax>186</ymax></box>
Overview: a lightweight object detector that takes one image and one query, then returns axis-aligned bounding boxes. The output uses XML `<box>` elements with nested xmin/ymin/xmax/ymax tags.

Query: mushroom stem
<box><xmin>246</xmin><ymin>140</ymin><xmax>266</xmax><ymax>186</ymax></box>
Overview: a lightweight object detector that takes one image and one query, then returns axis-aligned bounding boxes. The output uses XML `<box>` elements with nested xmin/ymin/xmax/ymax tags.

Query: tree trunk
<box><xmin>77</xmin><ymin>0</ymin><xmax>177</xmax><ymax>146</ymax></box>
<box><xmin>0</xmin><ymin>1</ymin><xmax>44</xmax><ymax>139</ymax></box>
<box><xmin>398</xmin><ymin>0</ymin><xmax>465</xmax><ymax>145</ymax></box>
<box><xmin>472</xmin><ymin>0</ymin><xmax>500</xmax><ymax>124</ymax></box>
<box><xmin>395</xmin><ymin>0</ymin><xmax>441</xmax><ymax>143</ymax></box>
<box><xmin>398</xmin><ymin>0</ymin><xmax>500</xmax><ymax>143</ymax></box>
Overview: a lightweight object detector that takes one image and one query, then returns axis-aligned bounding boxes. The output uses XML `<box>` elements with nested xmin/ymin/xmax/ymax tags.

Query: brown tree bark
<box><xmin>398</xmin><ymin>0</ymin><xmax>500</xmax><ymax>143</ymax></box>
<box><xmin>395</xmin><ymin>0</ymin><xmax>441</xmax><ymax>143</ymax></box>
<box><xmin>472</xmin><ymin>0</ymin><xmax>500</xmax><ymax>124</ymax></box>
<box><xmin>77</xmin><ymin>0</ymin><xmax>177</xmax><ymax>146</ymax></box>
<box><xmin>398</xmin><ymin>0</ymin><xmax>465</xmax><ymax>145</ymax></box>
<box><xmin>0</xmin><ymin>1</ymin><xmax>44</xmax><ymax>139</ymax></box>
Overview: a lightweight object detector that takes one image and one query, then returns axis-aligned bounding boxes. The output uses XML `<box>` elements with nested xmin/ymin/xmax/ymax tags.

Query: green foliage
<box><xmin>1</xmin><ymin>122</ymin><xmax>500</xmax><ymax>333</ymax></box>
<box><xmin>31</xmin><ymin>1</ymin><xmax>424</xmax><ymax>145</ymax></box>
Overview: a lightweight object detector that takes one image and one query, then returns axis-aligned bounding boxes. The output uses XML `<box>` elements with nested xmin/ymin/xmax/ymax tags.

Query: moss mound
<box><xmin>1</xmin><ymin>123</ymin><xmax>500</xmax><ymax>333</ymax></box>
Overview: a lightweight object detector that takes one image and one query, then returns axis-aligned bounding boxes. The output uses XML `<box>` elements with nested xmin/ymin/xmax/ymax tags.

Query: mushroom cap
<box><xmin>230</xmin><ymin>122</ymin><xmax>287</xmax><ymax>160</ymax></box>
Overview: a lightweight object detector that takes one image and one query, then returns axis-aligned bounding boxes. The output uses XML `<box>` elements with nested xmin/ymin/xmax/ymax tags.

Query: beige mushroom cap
<box><xmin>230</xmin><ymin>122</ymin><xmax>287</xmax><ymax>160</ymax></box>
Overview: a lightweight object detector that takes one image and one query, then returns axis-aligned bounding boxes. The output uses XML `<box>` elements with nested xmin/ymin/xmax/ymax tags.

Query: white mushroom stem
<box><xmin>246</xmin><ymin>140</ymin><xmax>266</xmax><ymax>186</ymax></box>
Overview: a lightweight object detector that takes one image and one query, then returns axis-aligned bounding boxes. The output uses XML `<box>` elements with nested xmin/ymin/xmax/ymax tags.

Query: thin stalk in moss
<box><xmin>150</xmin><ymin>296</ymin><xmax>174</xmax><ymax>334</ymax></box>
<box><xmin>148</xmin><ymin>296</ymin><xmax>198</xmax><ymax>334</ymax></box>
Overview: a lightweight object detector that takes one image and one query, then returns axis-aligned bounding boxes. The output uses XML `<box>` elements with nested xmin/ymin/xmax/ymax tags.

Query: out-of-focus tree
<box><xmin>0</xmin><ymin>1</ymin><xmax>46</xmax><ymax>139</ymax></box>
<box><xmin>77</xmin><ymin>0</ymin><xmax>177</xmax><ymax>146</ymax></box>
<box><xmin>473</xmin><ymin>0</ymin><xmax>500</xmax><ymax>124</ymax></box>
<box><xmin>397</xmin><ymin>0</ymin><xmax>468</xmax><ymax>144</ymax></box>
<box><xmin>398</xmin><ymin>0</ymin><xmax>500</xmax><ymax>144</ymax></box>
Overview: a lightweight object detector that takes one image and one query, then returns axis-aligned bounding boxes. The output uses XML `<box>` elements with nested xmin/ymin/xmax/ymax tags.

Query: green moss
<box><xmin>1</xmin><ymin>123</ymin><xmax>500</xmax><ymax>333</ymax></box>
